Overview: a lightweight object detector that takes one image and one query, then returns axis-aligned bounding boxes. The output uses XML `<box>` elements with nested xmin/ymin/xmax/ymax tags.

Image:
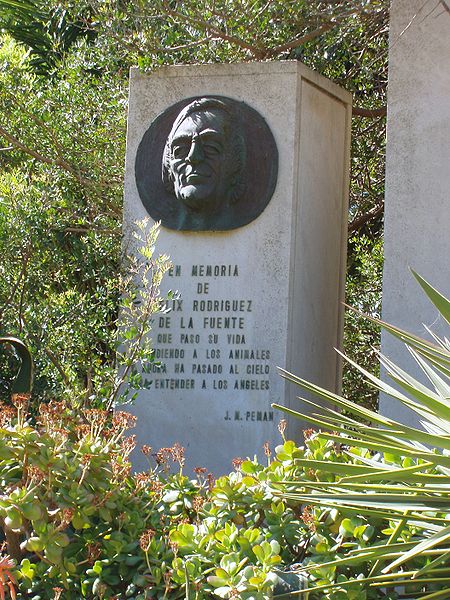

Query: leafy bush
<box><xmin>0</xmin><ymin>394</ymin><xmax>402</xmax><ymax>600</ymax></box>
<box><xmin>0</xmin><ymin>35</ymin><xmax>127</xmax><ymax>404</ymax></box>
<box><xmin>2</xmin><ymin>388</ymin><xmax>439</xmax><ymax>600</ymax></box>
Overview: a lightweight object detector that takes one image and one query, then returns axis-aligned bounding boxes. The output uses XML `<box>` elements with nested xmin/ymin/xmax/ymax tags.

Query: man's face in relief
<box><xmin>168</xmin><ymin>109</ymin><xmax>230</xmax><ymax>213</ymax></box>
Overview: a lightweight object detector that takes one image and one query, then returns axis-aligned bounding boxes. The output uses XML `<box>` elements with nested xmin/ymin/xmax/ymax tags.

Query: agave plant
<box><xmin>274</xmin><ymin>272</ymin><xmax>450</xmax><ymax>599</ymax></box>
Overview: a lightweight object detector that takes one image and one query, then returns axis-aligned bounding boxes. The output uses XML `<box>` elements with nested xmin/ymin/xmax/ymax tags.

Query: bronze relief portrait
<box><xmin>135</xmin><ymin>96</ymin><xmax>278</xmax><ymax>231</ymax></box>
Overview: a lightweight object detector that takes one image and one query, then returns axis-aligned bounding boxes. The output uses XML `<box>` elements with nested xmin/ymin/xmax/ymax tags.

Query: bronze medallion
<box><xmin>135</xmin><ymin>96</ymin><xmax>278</xmax><ymax>231</ymax></box>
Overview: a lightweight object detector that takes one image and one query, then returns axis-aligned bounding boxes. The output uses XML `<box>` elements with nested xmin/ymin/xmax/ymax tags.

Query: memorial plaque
<box><xmin>135</xmin><ymin>96</ymin><xmax>278</xmax><ymax>231</ymax></box>
<box><xmin>124</xmin><ymin>62</ymin><xmax>352</xmax><ymax>474</ymax></box>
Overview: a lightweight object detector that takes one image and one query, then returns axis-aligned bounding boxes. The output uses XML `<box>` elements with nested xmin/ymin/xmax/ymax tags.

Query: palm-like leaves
<box><xmin>0</xmin><ymin>0</ymin><xmax>93</xmax><ymax>75</ymax></box>
<box><xmin>274</xmin><ymin>272</ymin><xmax>450</xmax><ymax>597</ymax></box>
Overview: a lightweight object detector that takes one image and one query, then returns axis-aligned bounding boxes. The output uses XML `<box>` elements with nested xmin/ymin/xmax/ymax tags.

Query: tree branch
<box><xmin>270</xmin><ymin>21</ymin><xmax>335</xmax><ymax>55</ymax></box>
<box><xmin>0</xmin><ymin>124</ymin><xmax>54</xmax><ymax>166</ymax></box>
<box><xmin>270</xmin><ymin>4</ymin><xmax>383</xmax><ymax>56</ymax></box>
<box><xmin>159</xmin><ymin>37</ymin><xmax>211</xmax><ymax>52</ymax></box>
<box><xmin>246</xmin><ymin>0</ymin><xmax>275</xmax><ymax>28</ymax></box>
<box><xmin>161</xmin><ymin>0</ymin><xmax>267</xmax><ymax>58</ymax></box>
<box><xmin>348</xmin><ymin>202</ymin><xmax>384</xmax><ymax>233</ymax></box>
<box><xmin>0</xmin><ymin>123</ymin><xmax>99</xmax><ymax>188</ymax></box>
<box><xmin>0</xmin><ymin>242</ymin><xmax>32</xmax><ymax>322</ymax></box>
<box><xmin>352</xmin><ymin>106</ymin><xmax>387</xmax><ymax>118</ymax></box>
<box><xmin>44</xmin><ymin>347</ymin><xmax>71</xmax><ymax>385</ymax></box>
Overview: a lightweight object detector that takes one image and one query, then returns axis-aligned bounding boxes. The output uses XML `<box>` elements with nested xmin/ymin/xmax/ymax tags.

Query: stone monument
<box><xmin>124</xmin><ymin>62</ymin><xmax>352</xmax><ymax>474</ymax></box>
<box><xmin>381</xmin><ymin>0</ymin><xmax>450</xmax><ymax>427</ymax></box>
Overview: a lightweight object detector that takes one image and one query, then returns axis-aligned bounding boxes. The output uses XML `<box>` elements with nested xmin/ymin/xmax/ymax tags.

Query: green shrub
<box><xmin>2</xmin><ymin>389</ymin><xmax>434</xmax><ymax>600</ymax></box>
<box><xmin>0</xmin><ymin>400</ymin><xmax>147</xmax><ymax>598</ymax></box>
<box><xmin>0</xmin><ymin>396</ymin><xmax>402</xmax><ymax>600</ymax></box>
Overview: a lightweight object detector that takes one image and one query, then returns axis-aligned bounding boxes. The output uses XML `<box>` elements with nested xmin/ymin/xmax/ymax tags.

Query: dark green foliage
<box><xmin>0</xmin><ymin>0</ymin><xmax>95</xmax><ymax>75</ymax></box>
<box><xmin>0</xmin><ymin>37</ymin><xmax>126</xmax><ymax>402</ymax></box>
<box><xmin>344</xmin><ymin>234</ymin><xmax>383</xmax><ymax>410</ymax></box>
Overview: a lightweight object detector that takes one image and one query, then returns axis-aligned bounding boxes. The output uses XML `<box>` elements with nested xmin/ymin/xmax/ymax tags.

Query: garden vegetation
<box><xmin>4</xmin><ymin>1</ymin><xmax>448</xmax><ymax>599</ymax></box>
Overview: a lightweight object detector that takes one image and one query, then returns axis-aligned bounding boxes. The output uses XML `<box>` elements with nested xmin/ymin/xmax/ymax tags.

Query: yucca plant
<box><xmin>274</xmin><ymin>272</ymin><xmax>450</xmax><ymax>598</ymax></box>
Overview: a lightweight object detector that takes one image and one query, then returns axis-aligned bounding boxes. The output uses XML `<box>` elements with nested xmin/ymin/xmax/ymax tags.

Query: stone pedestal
<box><xmin>124</xmin><ymin>62</ymin><xmax>351</xmax><ymax>474</ymax></box>
<box><xmin>381</xmin><ymin>1</ymin><xmax>450</xmax><ymax>426</ymax></box>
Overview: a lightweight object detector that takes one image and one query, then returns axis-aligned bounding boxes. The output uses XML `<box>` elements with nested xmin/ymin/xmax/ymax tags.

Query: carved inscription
<box><xmin>149</xmin><ymin>263</ymin><xmax>274</xmax><ymax>423</ymax></box>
